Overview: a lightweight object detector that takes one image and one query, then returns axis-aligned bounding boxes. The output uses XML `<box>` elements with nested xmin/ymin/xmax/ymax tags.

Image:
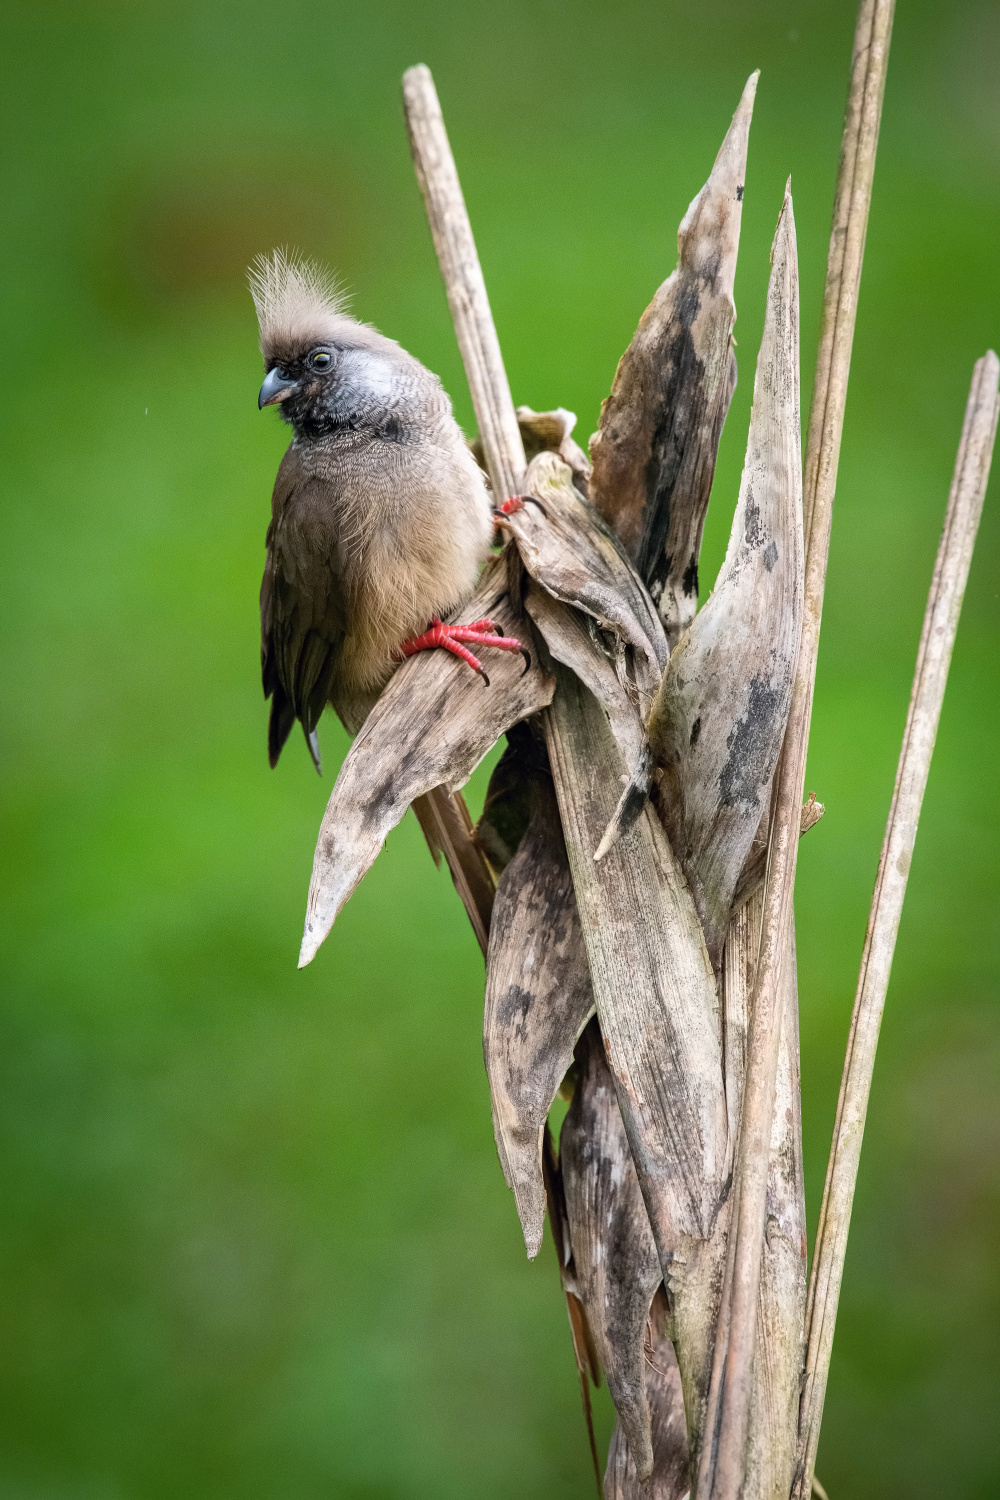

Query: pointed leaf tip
<box><xmin>771</xmin><ymin>180</ymin><xmax>796</xmax><ymax>264</ymax></box>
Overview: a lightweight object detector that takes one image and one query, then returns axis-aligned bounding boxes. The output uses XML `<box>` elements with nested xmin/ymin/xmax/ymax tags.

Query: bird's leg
<box><xmin>396</xmin><ymin>616</ymin><xmax>529</xmax><ymax>686</ymax></box>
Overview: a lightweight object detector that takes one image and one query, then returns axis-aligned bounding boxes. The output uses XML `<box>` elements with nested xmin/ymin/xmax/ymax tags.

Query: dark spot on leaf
<box><xmin>682</xmin><ymin>555</ymin><xmax>699</xmax><ymax>597</ymax></box>
<box><xmin>719</xmin><ymin>677</ymin><xmax>783</xmax><ymax>807</ymax></box>
<box><xmin>763</xmin><ymin>539</ymin><xmax>778</xmax><ymax>572</ymax></box>
<box><xmin>743</xmin><ymin>486</ymin><xmax>765</xmax><ymax>548</ymax></box>
<box><xmin>497</xmin><ymin>984</ymin><xmax>534</xmax><ymax>1043</ymax></box>
<box><xmin>637</xmin><ymin>282</ymin><xmax>704</xmax><ymax>586</ymax></box>
<box><xmin>736</xmin><ymin>184</ymin><xmax>744</xmax><ymax>202</ymax></box>
<box><xmin>690</xmin><ymin>716</ymin><xmax>702</xmax><ymax>747</ymax></box>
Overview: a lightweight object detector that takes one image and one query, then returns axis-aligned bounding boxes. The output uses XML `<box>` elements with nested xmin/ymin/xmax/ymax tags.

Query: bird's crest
<box><xmin>249</xmin><ymin>250</ymin><xmax>350</xmax><ymax>364</ymax></box>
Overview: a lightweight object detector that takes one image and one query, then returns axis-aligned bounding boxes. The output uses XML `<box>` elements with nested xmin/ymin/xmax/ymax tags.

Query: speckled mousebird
<box><xmin>251</xmin><ymin>251</ymin><xmax>525</xmax><ymax>771</ymax></box>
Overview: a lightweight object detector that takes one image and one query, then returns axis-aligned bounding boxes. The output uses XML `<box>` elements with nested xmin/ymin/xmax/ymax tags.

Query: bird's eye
<box><xmin>310</xmin><ymin>350</ymin><xmax>333</xmax><ymax>370</ymax></box>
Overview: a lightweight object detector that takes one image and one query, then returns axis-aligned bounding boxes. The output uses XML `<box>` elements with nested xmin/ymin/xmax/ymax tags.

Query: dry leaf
<box><xmin>471</xmin><ymin>404</ymin><xmax>592</xmax><ymax>496</ymax></box>
<box><xmin>589</xmin><ymin>74</ymin><xmax>757</xmax><ymax>647</ymax></box>
<box><xmin>560</xmin><ymin>1020</ymin><xmax>663</xmax><ymax>1481</ymax></box>
<box><xmin>544</xmin><ymin>663</ymin><xmax>727</xmax><ymax>1246</ymax></box>
<box><xmin>523</xmin><ymin>582</ymin><xmax>654</xmax><ymax>858</ymax></box>
<box><xmin>604</xmin><ymin>1287</ymin><xmax>690</xmax><ymax>1500</ymax></box>
<box><xmin>501</xmin><ymin>451</ymin><xmax>668</xmax><ymax>704</ymax></box>
<box><xmin>484</xmin><ymin>733</ymin><xmax>595</xmax><ymax>1257</ymax></box>
<box><xmin>649</xmin><ymin>183</ymin><xmax>804</xmax><ymax>968</ymax></box>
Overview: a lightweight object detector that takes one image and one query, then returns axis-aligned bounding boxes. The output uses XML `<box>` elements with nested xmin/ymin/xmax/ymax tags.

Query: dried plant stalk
<box><xmin>702</xmin><ymin>5</ymin><xmax>895</xmax><ymax>1491</ymax></box>
<box><xmin>723</xmin><ymin>891</ymin><xmax>807</xmax><ymax>1499</ymax></box>
<box><xmin>793</xmin><ymin>350</ymin><xmax>1000</xmax><ymax>1498</ymax></box>
<box><xmin>802</xmin><ymin>0</ymin><xmax>896</xmax><ymax>546</ymax></box>
<box><xmin>403</xmin><ymin>64</ymin><xmax>525</xmax><ymax>501</ymax></box>
<box><xmin>398</xmin><ymin>58</ymin><xmax>823</xmax><ymax>1500</ymax></box>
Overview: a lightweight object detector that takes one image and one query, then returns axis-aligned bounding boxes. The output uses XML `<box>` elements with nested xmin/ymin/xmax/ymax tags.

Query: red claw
<box><xmin>493</xmin><ymin>494</ymin><xmax>527</xmax><ymax>528</ymax></box>
<box><xmin>396</xmin><ymin>616</ymin><xmax>530</xmax><ymax>685</ymax></box>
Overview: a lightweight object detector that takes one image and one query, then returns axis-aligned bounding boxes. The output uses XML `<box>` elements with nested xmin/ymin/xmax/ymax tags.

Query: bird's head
<box><xmin>249</xmin><ymin>251</ymin><xmax>428</xmax><ymax>442</ymax></box>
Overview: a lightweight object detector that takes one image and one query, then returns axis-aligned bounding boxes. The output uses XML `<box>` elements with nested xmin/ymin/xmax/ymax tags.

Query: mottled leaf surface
<box><xmin>544</xmin><ymin>663</ymin><xmax>727</xmax><ymax>1246</ymax></box>
<box><xmin>589</xmin><ymin>74</ymin><xmax>757</xmax><ymax>648</ymax></box>
<box><xmin>649</xmin><ymin>186</ymin><xmax>803</xmax><ymax>967</ymax></box>
<box><xmin>561</xmin><ymin>1020</ymin><xmax>662</xmax><ymax>1481</ymax></box>
<box><xmin>502</xmin><ymin>452</ymin><xmax>668</xmax><ymax>701</ymax></box>
<box><xmin>484</xmin><ymin>740</ymin><xmax>594</xmax><ymax>1258</ymax></box>
<box><xmin>524</xmin><ymin>582</ymin><xmax>653</xmax><ymax>857</ymax></box>
<box><xmin>604</xmin><ymin>1287</ymin><xmax>690</xmax><ymax>1500</ymax></box>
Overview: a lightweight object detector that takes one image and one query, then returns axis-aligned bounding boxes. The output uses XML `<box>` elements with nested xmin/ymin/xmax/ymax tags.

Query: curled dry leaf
<box><xmin>298</xmin><ymin>557</ymin><xmax>555</xmax><ymax>965</ymax></box>
<box><xmin>483</xmin><ymin>729</ymin><xmax>595</xmax><ymax>1258</ymax></box>
<box><xmin>524</xmin><ymin>582</ymin><xmax>654</xmax><ymax>859</ymax></box>
<box><xmin>560</xmin><ymin>1020</ymin><xmax>663</xmax><ymax>1482</ymax></box>
<box><xmin>649</xmin><ymin>183</ymin><xmax>804</xmax><ymax>968</ymax></box>
<box><xmin>473</xmin><ymin>405</ymin><xmax>593</xmax><ymax>496</ymax></box>
<box><xmin>504</xmin><ymin>450</ymin><xmax>669</xmax><ymax>855</ymax></box>
<box><xmin>501</xmin><ymin>451</ymin><xmax>668</xmax><ymax>703</ymax></box>
<box><xmin>544</xmin><ymin>662</ymin><xmax>727</xmax><ymax>1247</ymax></box>
<box><xmin>516</xmin><ymin>405</ymin><xmax>593</xmax><ymax>494</ymax></box>
<box><xmin>604</xmin><ymin>1287</ymin><xmax>691</xmax><ymax>1500</ymax></box>
<box><xmin>589</xmin><ymin>73</ymin><xmax>757</xmax><ymax>648</ymax></box>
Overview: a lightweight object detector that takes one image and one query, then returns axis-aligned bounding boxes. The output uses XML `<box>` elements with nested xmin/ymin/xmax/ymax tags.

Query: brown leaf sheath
<box><xmin>604</xmin><ymin>1287</ymin><xmax>691</xmax><ymax>1500</ymax></box>
<box><xmin>648</xmin><ymin>182</ymin><xmax>804</xmax><ymax>971</ymax></box>
<box><xmin>484</xmin><ymin>744</ymin><xmax>595</xmax><ymax>1257</ymax></box>
<box><xmin>560</xmin><ymin>1020</ymin><xmax>664</xmax><ymax>1481</ymax></box>
<box><xmin>544</xmin><ymin>662</ymin><xmax>727</xmax><ymax>1248</ymax></box>
<box><xmin>589</xmin><ymin>74</ymin><xmax>756</xmax><ymax>648</ymax></box>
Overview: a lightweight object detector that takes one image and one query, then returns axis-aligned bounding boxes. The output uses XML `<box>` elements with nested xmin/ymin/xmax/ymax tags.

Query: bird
<box><xmin>250</xmin><ymin>251</ymin><xmax>525</xmax><ymax>771</ymax></box>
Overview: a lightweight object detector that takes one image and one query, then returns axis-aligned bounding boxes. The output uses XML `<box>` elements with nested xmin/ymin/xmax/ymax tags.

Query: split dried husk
<box><xmin>589</xmin><ymin>72</ymin><xmax>756</xmax><ymax>648</ymax></box>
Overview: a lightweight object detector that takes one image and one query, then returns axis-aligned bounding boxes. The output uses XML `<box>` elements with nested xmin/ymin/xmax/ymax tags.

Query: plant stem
<box><xmin>402</xmin><ymin>64</ymin><xmax>525</xmax><ymax>500</ymax></box>
<box><xmin>793</xmin><ymin>351</ymin><xmax>1000</xmax><ymax>1498</ymax></box>
<box><xmin>702</xmin><ymin>3</ymin><xmax>895</xmax><ymax>1493</ymax></box>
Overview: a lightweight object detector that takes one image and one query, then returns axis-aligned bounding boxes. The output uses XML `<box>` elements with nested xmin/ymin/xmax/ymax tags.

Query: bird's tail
<box><xmin>267</xmin><ymin>690</ymin><xmax>296</xmax><ymax>769</ymax></box>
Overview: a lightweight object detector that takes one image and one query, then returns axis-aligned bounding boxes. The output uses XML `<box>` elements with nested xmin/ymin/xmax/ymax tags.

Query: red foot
<box><xmin>493</xmin><ymin>494</ymin><xmax>526</xmax><ymax>528</ymax></box>
<box><xmin>396</xmin><ymin>617</ymin><xmax>530</xmax><ymax>686</ymax></box>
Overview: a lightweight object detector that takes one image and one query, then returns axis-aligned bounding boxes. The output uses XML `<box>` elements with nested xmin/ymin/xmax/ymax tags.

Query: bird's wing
<box><xmin>261</xmin><ymin>446</ymin><xmax>349</xmax><ymax>770</ymax></box>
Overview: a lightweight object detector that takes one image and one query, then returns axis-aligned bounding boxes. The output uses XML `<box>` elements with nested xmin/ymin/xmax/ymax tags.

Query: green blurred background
<box><xmin>1</xmin><ymin>1</ymin><xmax>997</xmax><ymax>1495</ymax></box>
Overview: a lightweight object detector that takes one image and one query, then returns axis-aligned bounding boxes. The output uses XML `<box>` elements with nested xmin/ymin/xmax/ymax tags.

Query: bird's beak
<box><xmin>258</xmin><ymin>368</ymin><xmax>298</xmax><ymax>409</ymax></box>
